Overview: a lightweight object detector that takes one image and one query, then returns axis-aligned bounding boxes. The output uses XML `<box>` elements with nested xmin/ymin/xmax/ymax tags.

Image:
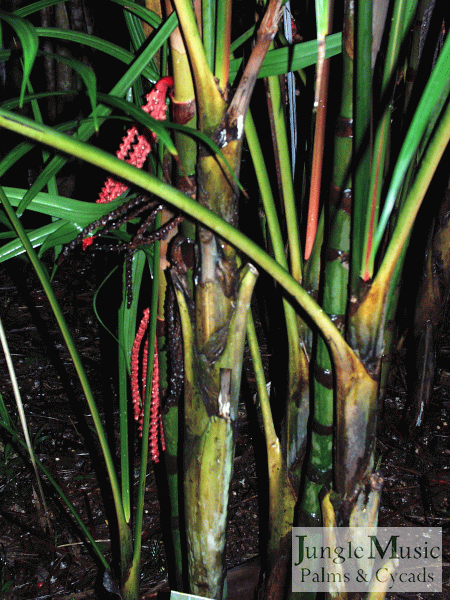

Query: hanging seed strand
<box><xmin>95</xmin><ymin>197</ymin><xmax>157</xmax><ymax>238</ymax></box>
<box><xmin>131</xmin><ymin>310</ymin><xmax>165</xmax><ymax>462</ymax></box>
<box><xmin>125</xmin><ymin>249</ymin><xmax>135</xmax><ymax>307</ymax></box>
<box><xmin>148</xmin><ymin>337</ymin><xmax>164</xmax><ymax>462</ymax></box>
<box><xmin>164</xmin><ymin>279</ymin><xmax>184</xmax><ymax>409</ymax></box>
<box><xmin>131</xmin><ymin>308</ymin><xmax>150</xmax><ymax>422</ymax></box>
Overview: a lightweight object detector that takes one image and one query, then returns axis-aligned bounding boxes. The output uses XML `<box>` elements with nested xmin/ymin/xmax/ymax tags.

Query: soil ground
<box><xmin>0</xmin><ymin>252</ymin><xmax>449</xmax><ymax>599</ymax></box>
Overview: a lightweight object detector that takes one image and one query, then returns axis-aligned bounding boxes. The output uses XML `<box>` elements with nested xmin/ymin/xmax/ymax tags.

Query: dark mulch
<box><xmin>0</xmin><ymin>252</ymin><xmax>448</xmax><ymax>599</ymax></box>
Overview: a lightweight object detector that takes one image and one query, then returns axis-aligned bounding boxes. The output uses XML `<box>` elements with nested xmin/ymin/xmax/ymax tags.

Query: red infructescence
<box><xmin>131</xmin><ymin>308</ymin><xmax>166</xmax><ymax>462</ymax></box>
<box><xmin>95</xmin><ymin>77</ymin><xmax>173</xmax><ymax>460</ymax></box>
<box><xmin>96</xmin><ymin>76</ymin><xmax>173</xmax><ymax>204</ymax></box>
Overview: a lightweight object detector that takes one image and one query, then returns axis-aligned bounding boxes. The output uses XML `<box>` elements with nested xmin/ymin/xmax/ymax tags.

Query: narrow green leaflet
<box><xmin>3</xmin><ymin>187</ymin><xmax>124</xmax><ymax>223</ymax></box>
<box><xmin>315</xmin><ymin>0</ymin><xmax>329</xmax><ymax>37</ymax></box>
<box><xmin>230</xmin><ymin>26</ymin><xmax>255</xmax><ymax>54</ymax></box>
<box><xmin>39</xmin><ymin>220</ymin><xmax>83</xmax><ymax>253</ymax></box>
<box><xmin>0</xmin><ymin>220</ymin><xmax>69</xmax><ymax>262</ymax></box>
<box><xmin>109</xmin><ymin>0</ymin><xmax>164</xmax><ymax>28</ymax></box>
<box><xmin>0</xmin><ymin>10</ymin><xmax>38</xmax><ymax>107</ymax></box>
<box><xmin>0</xmin><ymin>141</ymin><xmax>35</xmax><ymax>177</ymax></box>
<box><xmin>14</xmin><ymin>0</ymin><xmax>162</xmax><ymax>27</ymax></box>
<box><xmin>123</xmin><ymin>3</ymin><xmax>147</xmax><ymax>53</ymax></box>
<box><xmin>36</xmin><ymin>28</ymin><xmax>159</xmax><ymax>83</ymax></box>
<box><xmin>0</xmin><ymin>189</ymin><xmax>126</xmax><ymax>262</ymax></box>
<box><xmin>2</xmin><ymin>90</ymin><xmax>77</xmax><ymax>111</ymax></box>
<box><xmin>229</xmin><ymin>32</ymin><xmax>342</xmax><ymax>82</ymax></box>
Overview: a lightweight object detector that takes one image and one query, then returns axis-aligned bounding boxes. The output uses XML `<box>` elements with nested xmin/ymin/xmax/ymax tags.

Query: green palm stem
<box><xmin>172</xmin><ymin>263</ymin><xmax>258</xmax><ymax>599</ymax></box>
<box><xmin>168</xmin><ymin>3</ymin><xmax>284</xmax><ymax>595</ymax></box>
<box><xmin>245</xmin><ymin>109</ymin><xmax>309</xmax><ymax>476</ymax></box>
<box><xmin>350</xmin><ymin>0</ymin><xmax>372</xmax><ymax>297</ymax></box>
<box><xmin>189</xmin><ymin>145</ymin><xmax>245</xmax><ymax>596</ymax></box>
<box><xmin>296</xmin><ymin>339</ymin><xmax>333</xmax><ymax>519</ymax></box>
<box><xmin>170</xmin><ymin>7</ymin><xmax>197</xmax><ymax>173</ymax></box>
<box><xmin>172</xmin><ymin>12</ymin><xmax>295</xmax><ymax>594</ymax></box>
<box><xmin>202</xmin><ymin>0</ymin><xmax>216</xmax><ymax>71</ymax></box>
<box><xmin>171</xmin><ymin>0</ymin><xmax>226</xmax><ymax>133</ymax></box>
<box><xmin>320</xmin><ymin>478</ymin><xmax>383</xmax><ymax>600</ymax></box>
<box><xmin>170</xmin><ymin>16</ymin><xmax>198</xmax><ymax>244</ymax></box>
<box><xmin>262</xmin><ymin>73</ymin><xmax>311</xmax><ymax>482</ymax></box>
<box><xmin>215</xmin><ymin>0</ymin><xmax>232</xmax><ymax>90</ymax></box>
<box><xmin>303</xmin><ymin>55</ymin><xmax>330</xmax><ymax>261</ymax></box>
<box><xmin>304</xmin><ymin>0</ymin><xmax>333</xmax><ymax>261</ymax></box>
<box><xmin>265</xmin><ymin>73</ymin><xmax>302</xmax><ymax>284</ymax></box>
<box><xmin>161</xmin><ymin>400</ymin><xmax>184</xmax><ymax>590</ymax></box>
<box><xmin>346</xmin><ymin>98</ymin><xmax>450</xmax><ymax>502</ymax></box>
<box><xmin>297</xmin><ymin>201</ymin><xmax>351</xmax><ymax>532</ymax></box>
<box><xmin>246</xmin><ymin>311</ymin><xmax>297</xmax><ymax>600</ymax></box>
<box><xmin>0</xmin><ymin>185</ymin><xmax>132</xmax><ymax>576</ymax></box>
<box><xmin>328</xmin><ymin>0</ymin><xmax>388</xmax><ymax>510</ymax></box>
<box><xmin>295</xmin><ymin>0</ymin><xmax>353</xmax><ymax>534</ymax></box>
<box><xmin>118</xmin><ymin>251</ymin><xmax>147</xmax><ymax>523</ymax></box>
<box><xmin>302</xmin><ymin>208</ymin><xmax>325</xmax><ymax>356</ymax></box>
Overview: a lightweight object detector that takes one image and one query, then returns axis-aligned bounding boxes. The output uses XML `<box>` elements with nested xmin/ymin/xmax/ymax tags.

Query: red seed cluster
<box><xmin>92</xmin><ymin>78</ymin><xmax>174</xmax><ymax>458</ymax></box>
<box><xmin>131</xmin><ymin>308</ymin><xmax>165</xmax><ymax>462</ymax></box>
<box><xmin>149</xmin><ymin>336</ymin><xmax>166</xmax><ymax>463</ymax></box>
<box><xmin>96</xmin><ymin>77</ymin><xmax>173</xmax><ymax>204</ymax></box>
